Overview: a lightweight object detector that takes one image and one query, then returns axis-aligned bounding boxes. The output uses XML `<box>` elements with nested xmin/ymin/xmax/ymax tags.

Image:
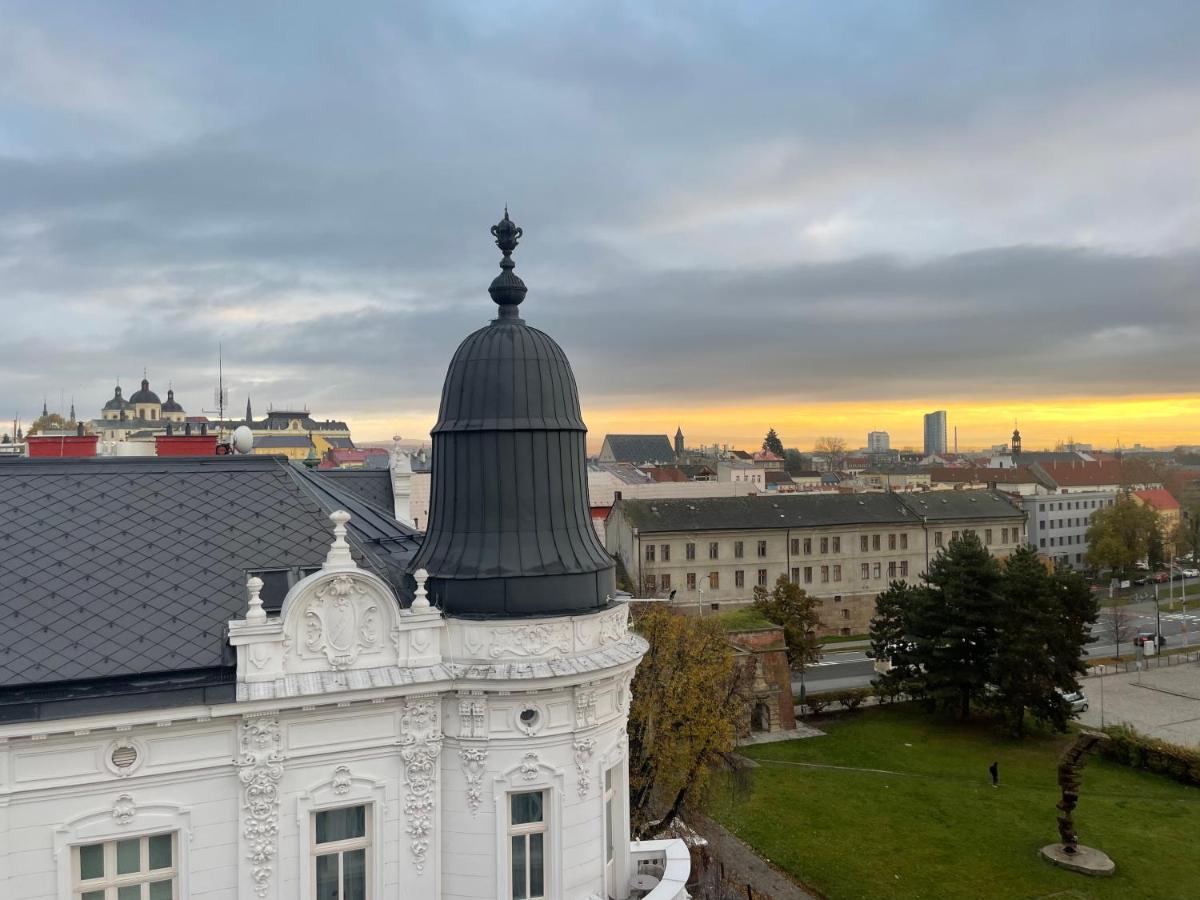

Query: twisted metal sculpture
<box><xmin>1055</xmin><ymin>731</ymin><xmax>1109</xmax><ymax>853</ymax></box>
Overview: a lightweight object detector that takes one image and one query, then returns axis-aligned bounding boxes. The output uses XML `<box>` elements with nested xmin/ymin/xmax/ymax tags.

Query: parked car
<box><xmin>1060</xmin><ymin>690</ymin><xmax>1089</xmax><ymax>714</ymax></box>
<box><xmin>1133</xmin><ymin>575</ymin><xmax>1150</xmax><ymax>586</ymax></box>
<box><xmin>1134</xmin><ymin>631</ymin><xmax>1167</xmax><ymax>647</ymax></box>
<box><xmin>1182</xmin><ymin>568</ymin><xmax>1199</xmax><ymax>579</ymax></box>
<box><xmin>1151</xmin><ymin>572</ymin><xmax>1170</xmax><ymax>584</ymax></box>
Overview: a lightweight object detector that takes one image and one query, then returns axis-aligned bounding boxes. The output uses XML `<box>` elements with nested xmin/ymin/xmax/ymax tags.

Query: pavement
<box><xmin>1077</xmin><ymin>657</ymin><xmax>1200</xmax><ymax>745</ymax></box>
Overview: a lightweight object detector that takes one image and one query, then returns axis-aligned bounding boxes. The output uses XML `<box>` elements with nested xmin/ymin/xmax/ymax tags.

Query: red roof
<box><xmin>645</xmin><ymin>466</ymin><xmax>688</xmax><ymax>483</ymax></box>
<box><xmin>327</xmin><ymin>448</ymin><xmax>388</xmax><ymax>464</ymax></box>
<box><xmin>1133</xmin><ymin>488</ymin><xmax>1180</xmax><ymax>511</ymax></box>
<box><xmin>1035</xmin><ymin>459</ymin><xmax>1125</xmax><ymax>487</ymax></box>
<box><xmin>752</xmin><ymin>449</ymin><xmax>781</xmax><ymax>462</ymax></box>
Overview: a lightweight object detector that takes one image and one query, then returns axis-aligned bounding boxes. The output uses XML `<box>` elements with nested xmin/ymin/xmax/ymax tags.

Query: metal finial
<box><xmin>488</xmin><ymin>208</ymin><xmax>528</xmax><ymax>313</ymax></box>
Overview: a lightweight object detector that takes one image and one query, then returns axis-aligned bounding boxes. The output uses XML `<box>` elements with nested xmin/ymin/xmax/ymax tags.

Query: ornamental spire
<box><xmin>488</xmin><ymin>207</ymin><xmax>527</xmax><ymax>316</ymax></box>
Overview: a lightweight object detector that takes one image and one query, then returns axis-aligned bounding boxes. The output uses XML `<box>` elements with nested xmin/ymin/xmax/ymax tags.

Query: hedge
<box><xmin>1097</xmin><ymin>724</ymin><xmax>1200</xmax><ymax>788</ymax></box>
<box><xmin>799</xmin><ymin>687</ymin><xmax>872</xmax><ymax>715</ymax></box>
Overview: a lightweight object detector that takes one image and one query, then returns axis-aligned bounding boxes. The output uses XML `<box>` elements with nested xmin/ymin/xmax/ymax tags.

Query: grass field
<box><xmin>708</xmin><ymin>705</ymin><xmax>1200</xmax><ymax>899</ymax></box>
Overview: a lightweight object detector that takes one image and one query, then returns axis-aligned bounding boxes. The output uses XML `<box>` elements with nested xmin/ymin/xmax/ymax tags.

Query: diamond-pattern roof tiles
<box><xmin>0</xmin><ymin>456</ymin><xmax>421</xmax><ymax>688</ymax></box>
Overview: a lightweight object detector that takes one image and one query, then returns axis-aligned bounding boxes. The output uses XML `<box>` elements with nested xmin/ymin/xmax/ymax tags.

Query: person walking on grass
<box><xmin>989</xmin><ymin>761</ymin><xmax>999</xmax><ymax>787</ymax></box>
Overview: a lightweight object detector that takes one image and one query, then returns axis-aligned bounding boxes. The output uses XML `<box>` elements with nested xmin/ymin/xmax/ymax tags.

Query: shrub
<box><xmin>804</xmin><ymin>695</ymin><xmax>831</xmax><ymax>715</ymax></box>
<box><xmin>1098</xmin><ymin>724</ymin><xmax>1200</xmax><ymax>788</ymax></box>
<box><xmin>825</xmin><ymin>687</ymin><xmax>871</xmax><ymax>711</ymax></box>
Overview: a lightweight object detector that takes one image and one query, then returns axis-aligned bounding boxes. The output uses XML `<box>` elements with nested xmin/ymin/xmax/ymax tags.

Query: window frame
<box><xmin>494</xmin><ymin>756</ymin><xmax>565</xmax><ymax>900</ymax></box>
<box><xmin>508</xmin><ymin>791</ymin><xmax>548</xmax><ymax>900</ymax></box>
<box><xmin>297</xmin><ymin>769</ymin><xmax>387</xmax><ymax>900</ymax></box>
<box><xmin>71</xmin><ymin>832</ymin><xmax>178</xmax><ymax>900</ymax></box>
<box><xmin>310</xmin><ymin>805</ymin><xmax>372</xmax><ymax>900</ymax></box>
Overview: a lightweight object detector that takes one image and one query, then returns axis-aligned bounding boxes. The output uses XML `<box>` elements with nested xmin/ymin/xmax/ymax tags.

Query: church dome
<box><xmin>161</xmin><ymin>389</ymin><xmax>183</xmax><ymax>413</ymax></box>
<box><xmin>128</xmin><ymin>378</ymin><xmax>161</xmax><ymax>405</ymax></box>
<box><xmin>409</xmin><ymin>211</ymin><xmax>615</xmax><ymax>617</ymax></box>
<box><xmin>103</xmin><ymin>386</ymin><xmax>131</xmax><ymax>411</ymax></box>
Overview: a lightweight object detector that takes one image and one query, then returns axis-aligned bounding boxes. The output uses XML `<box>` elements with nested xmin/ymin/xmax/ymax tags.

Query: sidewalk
<box><xmin>1078</xmin><ymin>660</ymin><xmax>1200</xmax><ymax>745</ymax></box>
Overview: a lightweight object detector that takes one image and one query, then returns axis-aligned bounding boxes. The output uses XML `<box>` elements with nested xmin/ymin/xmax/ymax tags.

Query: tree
<box><xmin>910</xmin><ymin>531</ymin><xmax>1003</xmax><ymax>719</ymax></box>
<box><xmin>989</xmin><ymin>548</ymin><xmax>1097</xmax><ymax>736</ymax></box>
<box><xmin>26</xmin><ymin>413</ymin><xmax>67</xmax><ymax>437</ymax></box>
<box><xmin>753</xmin><ymin>573</ymin><xmax>821</xmax><ymax>670</ymax></box>
<box><xmin>868</xmin><ymin>580</ymin><xmax>925</xmax><ymax>699</ymax></box>
<box><xmin>783</xmin><ymin>448</ymin><xmax>810</xmax><ymax>475</ymax></box>
<box><xmin>762</xmin><ymin>428</ymin><xmax>784</xmax><ymax>457</ymax></box>
<box><xmin>627</xmin><ymin>604</ymin><xmax>747</xmax><ymax>835</ymax></box>
<box><xmin>813</xmin><ymin>436</ymin><xmax>847</xmax><ymax>472</ymax></box>
<box><xmin>1102</xmin><ymin>599</ymin><xmax>1137</xmax><ymax>662</ymax></box>
<box><xmin>1085</xmin><ymin>496</ymin><xmax>1161</xmax><ymax>577</ymax></box>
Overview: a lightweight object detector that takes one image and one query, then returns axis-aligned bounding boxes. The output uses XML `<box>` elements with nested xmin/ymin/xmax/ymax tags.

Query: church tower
<box><xmin>1012</xmin><ymin>424</ymin><xmax>1022</xmax><ymax>457</ymax></box>
<box><xmin>674</xmin><ymin>425</ymin><xmax>684</xmax><ymax>456</ymax></box>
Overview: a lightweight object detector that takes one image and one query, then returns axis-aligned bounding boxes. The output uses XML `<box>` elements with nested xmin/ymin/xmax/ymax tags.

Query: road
<box><xmin>792</xmin><ymin>595</ymin><xmax>1200</xmax><ymax>696</ymax></box>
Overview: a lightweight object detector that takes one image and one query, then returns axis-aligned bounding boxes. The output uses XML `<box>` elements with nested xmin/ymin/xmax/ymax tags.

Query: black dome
<box><xmin>128</xmin><ymin>378</ymin><xmax>160</xmax><ymax>405</ymax></box>
<box><xmin>409</xmin><ymin>212</ymin><xmax>615</xmax><ymax>617</ymax></box>
<box><xmin>103</xmin><ymin>386</ymin><xmax>131</xmax><ymax>411</ymax></box>
<box><xmin>161</xmin><ymin>389</ymin><xmax>183</xmax><ymax>413</ymax></box>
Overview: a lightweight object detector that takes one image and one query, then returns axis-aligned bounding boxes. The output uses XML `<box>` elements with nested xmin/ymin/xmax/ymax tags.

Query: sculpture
<box><xmin>1055</xmin><ymin>731</ymin><xmax>1108</xmax><ymax>853</ymax></box>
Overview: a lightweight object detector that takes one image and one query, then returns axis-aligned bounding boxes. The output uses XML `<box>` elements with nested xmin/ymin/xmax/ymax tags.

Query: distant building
<box><xmin>923</xmin><ymin>410</ymin><xmax>948</xmax><ymax>457</ymax></box>
<box><xmin>1023</xmin><ymin>490</ymin><xmax>1117</xmax><ymax>570</ymax></box>
<box><xmin>93</xmin><ymin>378</ymin><xmax>207</xmax><ymax>446</ymax></box>
<box><xmin>1131</xmin><ymin>488</ymin><xmax>1182</xmax><ymax>541</ymax></box>
<box><xmin>215</xmin><ymin>402</ymin><xmax>355</xmax><ymax>462</ymax></box>
<box><xmin>597</xmin><ymin>433</ymin><xmax>676</xmax><ymax>466</ymax></box>
<box><xmin>606</xmin><ymin>491</ymin><xmax>1025</xmax><ymax>635</ymax></box>
<box><xmin>867</xmin><ymin>431</ymin><xmax>890</xmax><ymax>453</ymax></box>
<box><xmin>674</xmin><ymin>426</ymin><xmax>685</xmax><ymax>456</ymax></box>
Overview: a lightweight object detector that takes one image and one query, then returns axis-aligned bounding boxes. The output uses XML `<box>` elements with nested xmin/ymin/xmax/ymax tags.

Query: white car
<box><xmin>1181</xmin><ymin>568</ymin><xmax>1199</xmax><ymax>579</ymax></box>
<box><xmin>1060</xmin><ymin>690</ymin><xmax>1088</xmax><ymax>714</ymax></box>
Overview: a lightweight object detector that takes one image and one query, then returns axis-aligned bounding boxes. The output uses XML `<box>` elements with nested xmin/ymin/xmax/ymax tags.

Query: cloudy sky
<box><xmin>4</xmin><ymin>1</ymin><xmax>1200</xmax><ymax>451</ymax></box>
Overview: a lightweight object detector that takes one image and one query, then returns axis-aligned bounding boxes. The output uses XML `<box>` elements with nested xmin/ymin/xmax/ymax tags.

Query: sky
<box><xmin>3</xmin><ymin>1</ymin><xmax>1200</xmax><ymax>452</ymax></box>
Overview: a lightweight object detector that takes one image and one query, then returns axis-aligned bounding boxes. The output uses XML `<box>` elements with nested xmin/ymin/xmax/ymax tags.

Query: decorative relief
<box><xmin>575</xmin><ymin>689</ymin><xmax>597</xmax><ymax>728</ymax></box>
<box><xmin>618</xmin><ymin>672</ymin><xmax>633</xmax><ymax>713</ymax></box>
<box><xmin>332</xmin><ymin>765</ymin><xmax>352</xmax><ymax>795</ymax></box>
<box><xmin>573</xmin><ymin>739</ymin><xmax>596</xmax><ymax>797</ymax></box>
<box><xmin>484</xmin><ymin>622</ymin><xmax>573</xmax><ymax>659</ymax></box>
<box><xmin>458</xmin><ymin>697</ymin><xmax>487</xmax><ymax>739</ymax></box>
<box><xmin>303</xmin><ymin>574</ymin><xmax>379</xmax><ymax>670</ymax></box>
<box><xmin>400</xmin><ymin>697</ymin><xmax>442</xmax><ymax>875</ymax></box>
<box><xmin>459</xmin><ymin>746</ymin><xmax>488</xmax><ymax>816</ymax></box>
<box><xmin>238</xmin><ymin>716</ymin><xmax>284</xmax><ymax>899</ymax></box>
<box><xmin>111</xmin><ymin>793</ymin><xmax>136</xmax><ymax>825</ymax></box>
<box><xmin>600</xmin><ymin>608</ymin><xmax>628</xmax><ymax>644</ymax></box>
<box><xmin>519</xmin><ymin>752</ymin><xmax>541</xmax><ymax>782</ymax></box>
<box><xmin>574</xmin><ymin>616</ymin><xmax>600</xmax><ymax>650</ymax></box>
<box><xmin>104</xmin><ymin>737</ymin><xmax>144</xmax><ymax>778</ymax></box>
<box><xmin>515</xmin><ymin>703</ymin><xmax>544</xmax><ymax>736</ymax></box>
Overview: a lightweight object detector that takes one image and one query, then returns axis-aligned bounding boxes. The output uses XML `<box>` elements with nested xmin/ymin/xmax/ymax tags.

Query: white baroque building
<box><xmin>0</xmin><ymin>212</ymin><xmax>689</xmax><ymax>900</ymax></box>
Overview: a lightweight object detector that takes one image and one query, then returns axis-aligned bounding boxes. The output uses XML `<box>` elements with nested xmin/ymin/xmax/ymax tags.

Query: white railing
<box><xmin>629</xmin><ymin>838</ymin><xmax>691</xmax><ymax>900</ymax></box>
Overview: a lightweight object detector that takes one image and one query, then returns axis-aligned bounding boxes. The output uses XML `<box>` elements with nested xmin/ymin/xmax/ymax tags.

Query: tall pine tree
<box><xmin>868</xmin><ymin>580</ymin><xmax>925</xmax><ymax>700</ymax></box>
<box><xmin>762</xmin><ymin>428</ymin><xmax>784</xmax><ymax>457</ymax></box>
<box><xmin>912</xmin><ymin>531</ymin><xmax>1003</xmax><ymax>719</ymax></box>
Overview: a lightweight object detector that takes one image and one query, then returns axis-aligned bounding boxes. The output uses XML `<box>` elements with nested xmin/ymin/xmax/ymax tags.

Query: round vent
<box><xmin>111</xmin><ymin>744</ymin><xmax>138</xmax><ymax>769</ymax></box>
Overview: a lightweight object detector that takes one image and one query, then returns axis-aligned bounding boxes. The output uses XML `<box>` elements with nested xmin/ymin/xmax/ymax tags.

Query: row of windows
<box><xmin>665</xmin><ymin>557</ymin><xmax>916</xmax><ymax>594</ymax></box>
<box><xmin>72</xmin><ymin>783</ymin><xmax>614</xmax><ymax>900</ymax></box>
<box><xmin>1038</xmin><ymin>516</ymin><xmax>1091</xmax><ymax>531</ymax></box>
<box><xmin>1038</xmin><ymin>498</ymin><xmax>1113</xmax><ymax>512</ymax></box>
<box><xmin>1040</xmin><ymin>534</ymin><xmax>1084</xmax><ymax>548</ymax></box>
<box><xmin>646</xmin><ymin>527</ymin><xmax>1019</xmax><ymax>563</ymax></box>
<box><xmin>932</xmin><ymin>526</ymin><xmax>1020</xmax><ymax>547</ymax></box>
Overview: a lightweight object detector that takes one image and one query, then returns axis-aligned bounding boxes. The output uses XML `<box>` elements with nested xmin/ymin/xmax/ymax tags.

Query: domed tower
<box><xmin>1012</xmin><ymin>424</ymin><xmax>1022</xmax><ymax>458</ymax></box>
<box><xmin>410</xmin><ymin>210</ymin><xmax>615</xmax><ymax>616</ymax></box>
<box><xmin>102</xmin><ymin>385</ymin><xmax>129</xmax><ymax>421</ymax></box>
<box><xmin>161</xmin><ymin>387</ymin><xmax>185</xmax><ymax>423</ymax></box>
<box><xmin>128</xmin><ymin>376</ymin><xmax>162</xmax><ymax>422</ymax></box>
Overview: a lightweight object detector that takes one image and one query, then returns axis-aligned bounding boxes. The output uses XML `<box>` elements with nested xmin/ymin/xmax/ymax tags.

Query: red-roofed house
<box><xmin>1132</xmin><ymin>488</ymin><xmax>1182</xmax><ymax>538</ymax></box>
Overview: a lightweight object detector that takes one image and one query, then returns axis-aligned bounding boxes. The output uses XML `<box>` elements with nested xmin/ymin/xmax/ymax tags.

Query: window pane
<box><xmin>149</xmin><ymin>834</ymin><xmax>173</xmax><ymax>870</ymax></box>
<box><xmin>315</xmin><ymin>853</ymin><xmax>339</xmax><ymax>900</ymax></box>
<box><xmin>530</xmin><ymin>832</ymin><xmax>545</xmax><ymax>897</ymax></box>
<box><xmin>316</xmin><ymin>805</ymin><xmax>366</xmax><ymax>844</ymax></box>
<box><xmin>78</xmin><ymin>843</ymin><xmax>105</xmax><ymax>880</ymax></box>
<box><xmin>343</xmin><ymin>848</ymin><xmax>367</xmax><ymax>900</ymax></box>
<box><xmin>116</xmin><ymin>838</ymin><xmax>140</xmax><ymax>875</ymax></box>
<box><xmin>118</xmin><ymin>886</ymin><xmax>141</xmax><ymax>900</ymax></box>
<box><xmin>81</xmin><ymin>892</ymin><xmax>105</xmax><ymax>900</ymax></box>
<box><xmin>511</xmin><ymin>835</ymin><xmax>527</xmax><ymax>900</ymax></box>
<box><xmin>149</xmin><ymin>880</ymin><xmax>175</xmax><ymax>900</ymax></box>
<box><xmin>605</xmin><ymin>797</ymin><xmax>614</xmax><ymax>861</ymax></box>
<box><xmin>510</xmin><ymin>791</ymin><xmax>543</xmax><ymax>825</ymax></box>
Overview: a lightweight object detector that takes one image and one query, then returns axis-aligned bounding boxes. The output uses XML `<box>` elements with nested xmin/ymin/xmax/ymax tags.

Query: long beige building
<box><xmin>605</xmin><ymin>491</ymin><xmax>1026</xmax><ymax>635</ymax></box>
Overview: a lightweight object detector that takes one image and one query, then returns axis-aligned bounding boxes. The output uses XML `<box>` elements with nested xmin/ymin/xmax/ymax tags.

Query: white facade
<box><xmin>0</xmin><ymin>512</ymin><xmax>683</xmax><ymax>900</ymax></box>
<box><xmin>867</xmin><ymin>431</ymin><xmax>890</xmax><ymax>453</ymax></box>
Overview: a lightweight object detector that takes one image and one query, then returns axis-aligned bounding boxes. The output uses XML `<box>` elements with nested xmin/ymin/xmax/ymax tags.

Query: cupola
<box><xmin>409</xmin><ymin>211</ymin><xmax>615</xmax><ymax>616</ymax></box>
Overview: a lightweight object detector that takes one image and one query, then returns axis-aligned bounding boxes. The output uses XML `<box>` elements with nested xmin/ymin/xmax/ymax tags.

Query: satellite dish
<box><xmin>232</xmin><ymin>425</ymin><xmax>254</xmax><ymax>455</ymax></box>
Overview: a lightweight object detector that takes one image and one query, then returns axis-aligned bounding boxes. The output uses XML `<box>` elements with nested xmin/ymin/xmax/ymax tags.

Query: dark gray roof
<box><xmin>0</xmin><ymin>456</ymin><xmax>420</xmax><ymax>716</ymax></box>
<box><xmin>601</xmin><ymin>434</ymin><xmax>676</xmax><ymax>465</ymax></box>
<box><xmin>317</xmin><ymin>469</ymin><xmax>395</xmax><ymax>514</ymax></box>
<box><xmin>614</xmin><ymin>490</ymin><xmax>1022</xmax><ymax>534</ymax></box>
<box><xmin>254</xmin><ymin>434</ymin><xmax>313</xmax><ymax>449</ymax></box>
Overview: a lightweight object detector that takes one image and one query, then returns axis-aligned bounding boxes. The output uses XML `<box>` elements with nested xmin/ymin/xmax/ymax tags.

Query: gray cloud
<box><xmin>2</xmin><ymin>1</ymin><xmax>1199</xmax><ymax>438</ymax></box>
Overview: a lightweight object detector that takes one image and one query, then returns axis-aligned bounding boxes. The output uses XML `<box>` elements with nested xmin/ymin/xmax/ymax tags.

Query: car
<box><xmin>1151</xmin><ymin>572</ymin><xmax>1170</xmax><ymax>584</ymax></box>
<box><xmin>1134</xmin><ymin>631</ymin><xmax>1167</xmax><ymax>647</ymax></box>
<box><xmin>1133</xmin><ymin>575</ymin><xmax>1150</xmax><ymax>586</ymax></box>
<box><xmin>1060</xmin><ymin>690</ymin><xmax>1089</xmax><ymax>714</ymax></box>
<box><xmin>1182</xmin><ymin>568</ymin><xmax>1199</xmax><ymax>579</ymax></box>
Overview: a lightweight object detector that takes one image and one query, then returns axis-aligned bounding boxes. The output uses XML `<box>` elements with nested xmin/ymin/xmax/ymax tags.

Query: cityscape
<box><xmin>2</xmin><ymin>4</ymin><xmax>1199</xmax><ymax>900</ymax></box>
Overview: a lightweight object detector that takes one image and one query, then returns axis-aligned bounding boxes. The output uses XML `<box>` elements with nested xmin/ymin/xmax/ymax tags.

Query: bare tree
<box><xmin>1102</xmin><ymin>600</ymin><xmax>1137</xmax><ymax>662</ymax></box>
<box><xmin>813</xmin><ymin>436</ymin><xmax>847</xmax><ymax>472</ymax></box>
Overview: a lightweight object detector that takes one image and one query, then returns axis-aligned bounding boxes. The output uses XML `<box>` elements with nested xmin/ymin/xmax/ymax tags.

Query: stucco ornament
<box><xmin>238</xmin><ymin>716</ymin><xmax>283</xmax><ymax>899</ymax></box>
<box><xmin>303</xmin><ymin>574</ymin><xmax>379</xmax><ymax>670</ymax></box>
<box><xmin>487</xmin><ymin>621</ymin><xmax>573</xmax><ymax>658</ymax></box>
<box><xmin>458</xmin><ymin>697</ymin><xmax>487</xmax><ymax>739</ymax></box>
<box><xmin>331</xmin><ymin>765</ymin><xmax>353</xmax><ymax>795</ymax></box>
<box><xmin>400</xmin><ymin>697</ymin><xmax>442</xmax><ymax>874</ymax></box>
<box><xmin>459</xmin><ymin>746</ymin><xmax>488</xmax><ymax>816</ymax></box>
<box><xmin>575</xmin><ymin>688</ymin><xmax>597</xmax><ymax>728</ymax></box>
<box><xmin>111</xmin><ymin>793</ymin><xmax>136</xmax><ymax>825</ymax></box>
<box><xmin>573</xmin><ymin>738</ymin><xmax>596</xmax><ymax>797</ymax></box>
<box><xmin>519</xmin><ymin>752</ymin><xmax>541</xmax><ymax>782</ymax></box>
<box><xmin>599</xmin><ymin>607</ymin><xmax>628</xmax><ymax>644</ymax></box>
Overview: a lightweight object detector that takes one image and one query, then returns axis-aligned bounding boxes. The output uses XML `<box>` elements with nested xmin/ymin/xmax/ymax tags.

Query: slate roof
<box><xmin>929</xmin><ymin>466</ymin><xmax>1054</xmax><ymax>488</ymax></box>
<box><xmin>0</xmin><ymin>456</ymin><xmax>420</xmax><ymax>719</ymax></box>
<box><xmin>600</xmin><ymin>434</ymin><xmax>676</xmax><ymax>465</ymax></box>
<box><xmin>254</xmin><ymin>434</ymin><xmax>314</xmax><ymax>449</ymax></box>
<box><xmin>614</xmin><ymin>490</ymin><xmax>1022</xmax><ymax>534</ymax></box>
<box><xmin>317</xmin><ymin>469</ymin><xmax>396</xmax><ymax>515</ymax></box>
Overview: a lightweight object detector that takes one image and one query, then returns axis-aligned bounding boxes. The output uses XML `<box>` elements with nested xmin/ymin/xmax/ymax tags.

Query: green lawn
<box><xmin>708</xmin><ymin>705</ymin><xmax>1200</xmax><ymax>899</ymax></box>
<box><xmin>715</xmin><ymin>606</ymin><xmax>775</xmax><ymax>631</ymax></box>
